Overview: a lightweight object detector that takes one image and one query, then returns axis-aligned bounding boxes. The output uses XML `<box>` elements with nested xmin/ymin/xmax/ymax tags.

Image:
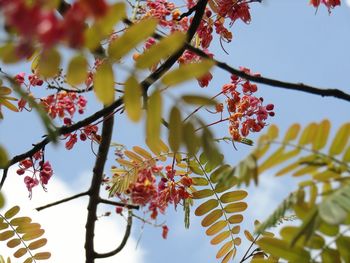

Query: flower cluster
<box><xmin>310</xmin><ymin>0</ymin><xmax>341</xmax><ymax>12</ymax></box>
<box><xmin>110</xmin><ymin>164</ymin><xmax>192</xmax><ymax>237</ymax></box>
<box><xmin>0</xmin><ymin>0</ymin><xmax>108</xmax><ymax>56</ymax></box>
<box><xmin>40</xmin><ymin>91</ymin><xmax>87</xmax><ymax>120</ymax></box>
<box><xmin>16</xmin><ymin>151</ymin><xmax>53</xmax><ymax>197</ymax></box>
<box><xmin>218</xmin><ymin>67</ymin><xmax>275</xmax><ymax>141</ymax></box>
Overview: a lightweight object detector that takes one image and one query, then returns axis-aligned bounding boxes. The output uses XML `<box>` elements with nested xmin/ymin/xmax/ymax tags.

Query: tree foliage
<box><xmin>0</xmin><ymin>0</ymin><xmax>348</xmax><ymax>262</ymax></box>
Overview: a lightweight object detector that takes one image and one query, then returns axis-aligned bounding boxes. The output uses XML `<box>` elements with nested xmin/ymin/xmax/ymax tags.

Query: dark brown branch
<box><xmin>98</xmin><ymin>198</ymin><xmax>139</xmax><ymax>210</ymax></box>
<box><xmin>94</xmin><ymin>210</ymin><xmax>133</xmax><ymax>258</ymax></box>
<box><xmin>185</xmin><ymin>45</ymin><xmax>350</xmax><ymax>102</ymax></box>
<box><xmin>85</xmin><ymin>114</ymin><xmax>114</xmax><ymax>263</ymax></box>
<box><xmin>35</xmin><ymin>191</ymin><xmax>89</xmax><ymax>211</ymax></box>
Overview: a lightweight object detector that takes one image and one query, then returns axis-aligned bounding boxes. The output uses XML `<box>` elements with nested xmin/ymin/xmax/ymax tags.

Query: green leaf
<box><xmin>162</xmin><ymin>60</ymin><xmax>215</xmax><ymax>86</ymax></box>
<box><xmin>168</xmin><ymin>106</ymin><xmax>182</xmax><ymax>152</ymax></box>
<box><xmin>93</xmin><ymin>61</ymin><xmax>115</xmax><ymax>105</ymax></box>
<box><xmin>146</xmin><ymin>90</ymin><xmax>162</xmax><ymax>150</ymax></box>
<box><xmin>182</xmin><ymin>95</ymin><xmax>217</xmax><ymax>106</ymax></box>
<box><xmin>0</xmin><ymin>192</ymin><xmax>4</xmax><ymax>209</ymax></box>
<box><xmin>336</xmin><ymin>235</ymin><xmax>350</xmax><ymax>262</ymax></box>
<box><xmin>329</xmin><ymin>123</ymin><xmax>350</xmax><ymax>155</ymax></box>
<box><xmin>256</xmin><ymin>237</ymin><xmax>310</xmax><ymax>262</ymax></box>
<box><xmin>66</xmin><ymin>55</ymin><xmax>87</xmax><ymax>85</ymax></box>
<box><xmin>124</xmin><ymin>75</ymin><xmax>142</xmax><ymax>122</ymax></box>
<box><xmin>37</xmin><ymin>49</ymin><xmax>61</xmax><ymax>78</ymax></box>
<box><xmin>321</xmin><ymin>248</ymin><xmax>341</xmax><ymax>263</ymax></box>
<box><xmin>108</xmin><ymin>18</ymin><xmax>158</xmax><ymax>60</ymax></box>
<box><xmin>136</xmin><ymin>31</ymin><xmax>186</xmax><ymax>69</ymax></box>
<box><xmin>318</xmin><ymin>183</ymin><xmax>350</xmax><ymax>225</ymax></box>
<box><xmin>183</xmin><ymin>122</ymin><xmax>200</xmax><ymax>156</ymax></box>
<box><xmin>0</xmin><ymin>145</ymin><xmax>9</xmax><ymax>169</ymax></box>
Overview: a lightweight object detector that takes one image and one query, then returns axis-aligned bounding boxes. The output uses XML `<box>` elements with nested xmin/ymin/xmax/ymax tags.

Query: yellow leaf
<box><xmin>216</xmin><ymin>241</ymin><xmax>234</xmax><ymax>259</ymax></box>
<box><xmin>223</xmin><ymin>202</ymin><xmax>247</xmax><ymax>213</ymax></box>
<box><xmin>38</xmin><ymin>49</ymin><xmax>60</xmax><ymax>78</ymax></box>
<box><xmin>5</xmin><ymin>206</ymin><xmax>20</xmax><ymax>219</ymax></box>
<box><xmin>0</xmin><ymin>230</ymin><xmax>14</xmax><ymax>241</ymax></box>
<box><xmin>298</xmin><ymin>122</ymin><xmax>317</xmax><ymax>145</ymax></box>
<box><xmin>136</xmin><ymin>31</ymin><xmax>186</xmax><ymax>69</ymax></box>
<box><xmin>233</xmin><ymin>237</ymin><xmax>241</xmax><ymax>245</ymax></box>
<box><xmin>257</xmin><ymin>237</ymin><xmax>310</xmax><ymax>262</ymax></box>
<box><xmin>162</xmin><ymin>60</ymin><xmax>215</xmax><ymax>86</ymax></box>
<box><xmin>93</xmin><ymin>61</ymin><xmax>115</xmax><ymax>105</ymax></box>
<box><xmin>182</xmin><ymin>95</ymin><xmax>217</xmax><ymax>106</ymax></box>
<box><xmin>116</xmin><ymin>159</ymin><xmax>134</xmax><ymax>168</ymax></box>
<box><xmin>10</xmin><ymin>217</ymin><xmax>31</xmax><ymax>226</ymax></box>
<box><xmin>84</xmin><ymin>3</ymin><xmax>126</xmax><ymax>50</ymax></box>
<box><xmin>33</xmin><ymin>252</ymin><xmax>51</xmax><ymax>260</ymax></box>
<box><xmin>0</xmin><ymin>43</ymin><xmax>21</xmax><ymax>64</ymax></box>
<box><xmin>28</xmin><ymin>238</ymin><xmax>47</xmax><ymax>250</ymax></box>
<box><xmin>192</xmin><ymin>177</ymin><xmax>208</xmax><ymax>186</ymax></box>
<box><xmin>221</xmin><ymin>248</ymin><xmax>236</xmax><ymax>263</ymax></box>
<box><xmin>66</xmin><ymin>55</ymin><xmax>87</xmax><ymax>85</ymax></box>
<box><xmin>211</xmin><ymin>230</ymin><xmax>230</xmax><ymax>245</ymax></box>
<box><xmin>195</xmin><ymin>199</ymin><xmax>219</xmax><ymax>216</ymax></box>
<box><xmin>201</xmin><ymin>209</ymin><xmax>223</xmax><ymax>227</ymax></box>
<box><xmin>132</xmin><ymin>146</ymin><xmax>152</xmax><ymax>159</ymax></box>
<box><xmin>192</xmin><ymin>189</ymin><xmax>214</xmax><ymax>199</ymax></box>
<box><xmin>168</xmin><ymin>106</ymin><xmax>182</xmax><ymax>152</ymax></box>
<box><xmin>283</xmin><ymin>123</ymin><xmax>300</xmax><ymax>142</ymax></box>
<box><xmin>124</xmin><ymin>76</ymin><xmax>142</xmax><ymax>122</ymax></box>
<box><xmin>13</xmin><ymin>247</ymin><xmax>27</xmax><ymax>258</ymax></box>
<box><xmin>0</xmin><ymin>98</ymin><xmax>18</xmax><ymax>112</ymax></box>
<box><xmin>108</xmin><ymin>18</ymin><xmax>158</xmax><ymax>60</ymax></box>
<box><xmin>146</xmin><ymin>90</ymin><xmax>162</xmax><ymax>150</ymax></box>
<box><xmin>244</xmin><ymin>230</ymin><xmax>254</xmax><ymax>242</ymax></box>
<box><xmin>312</xmin><ymin>119</ymin><xmax>330</xmax><ymax>151</ymax></box>
<box><xmin>329</xmin><ymin>123</ymin><xmax>350</xmax><ymax>155</ymax></box>
<box><xmin>22</xmin><ymin>229</ymin><xmax>45</xmax><ymax>241</ymax></box>
<box><xmin>124</xmin><ymin>150</ymin><xmax>143</xmax><ymax>162</ymax></box>
<box><xmin>267</xmin><ymin>125</ymin><xmax>279</xmax><ymax>140</ymax></box>
<box><xmin>16</xmin><ymin>223</ymin><xmax>41</xmax><ymax>234</ymax></box>
<box><xmin>0</xmin><ymin>145</ymin><xmax>9</xmax><ymax>168</ymax></box>
<box><xmin>206</xmin><ymin>220</ymin><xmax>228</xmax><ymax>236</ymax></box>
<box><xmin>6</xmin><ymin>238</ymin><xmax>21</xmax><ymax>248</ymax></box>
<box><xmin>220</xmin><ymin>190</ymin><xmax>248</xmax><ymax>203</ymax></box>
<box><xmin>0</xmin><ymin>87</ymin><xmax>12</xmax><ymax>96</ymax></box>
<box><xmin>231</xmin><ymin>225</ymin><xmax>240</xmax><ymax>234</ymax></box>
<box><xmin>228</xmin><ymin>214</ymin><xmax>243</xmax><ymax>224</ymax></box>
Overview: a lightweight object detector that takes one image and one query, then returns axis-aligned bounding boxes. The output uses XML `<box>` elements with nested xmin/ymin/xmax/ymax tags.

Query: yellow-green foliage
<box><xmin>237</xmin><ymin>120</ymin><xmax>350</xmax><ymax>262</ymax></box>
<box><xmin>0</xmin><ymin>206</ymin><xmax>51</xmax><ymax>263</ymax></box>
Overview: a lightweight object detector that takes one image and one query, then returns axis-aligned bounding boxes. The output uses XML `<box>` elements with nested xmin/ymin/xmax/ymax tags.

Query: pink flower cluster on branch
<box><xmin>16</xmin><ymin>151</ymin><xmax>53</xmax><ymax>197</ymax></box>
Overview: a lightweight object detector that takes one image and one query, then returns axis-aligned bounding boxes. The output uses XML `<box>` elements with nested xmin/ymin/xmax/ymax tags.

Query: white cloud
<box><xmin>0</xmin><ymin>169</ymin><xmax>145</xmax><ymax>262</ymax></box>
<box><xmin>347</xmin><ymin>0</ymin><xmax>350</xmax><ymax>7</ymax></box>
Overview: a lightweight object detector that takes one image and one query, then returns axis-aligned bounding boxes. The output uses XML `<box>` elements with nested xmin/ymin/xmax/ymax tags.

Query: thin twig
<box><xmin>36</xmin><ymin>191</ymin><xmax>89</xmax><ymax>211</ymax></box>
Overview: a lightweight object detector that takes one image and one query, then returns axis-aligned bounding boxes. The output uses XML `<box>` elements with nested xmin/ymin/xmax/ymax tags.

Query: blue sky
<box><xmin>1</xmin><ymin>1</ymin><xmax>350</xmax><ymax>262</ymax></box>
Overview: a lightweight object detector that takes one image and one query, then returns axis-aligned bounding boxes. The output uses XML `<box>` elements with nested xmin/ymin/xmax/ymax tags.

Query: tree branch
<box><xmin>85</xmin><ymin>113</ymin><xmax>114</xmax><ymax>263</ymax></box>
<box><xmin>94</xmin><ymin>210</ymin><xmax>133</xmax><ymax>258</ymax></box>
<box><xmin>98</xmin><ymin>198</ymin><xmax>139</xmax><ymax>210</ymax></box>
<box><xmin>35</xmin><ymin>191</ymin><xmax>89</xmax><ymax>211</ymax></box>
